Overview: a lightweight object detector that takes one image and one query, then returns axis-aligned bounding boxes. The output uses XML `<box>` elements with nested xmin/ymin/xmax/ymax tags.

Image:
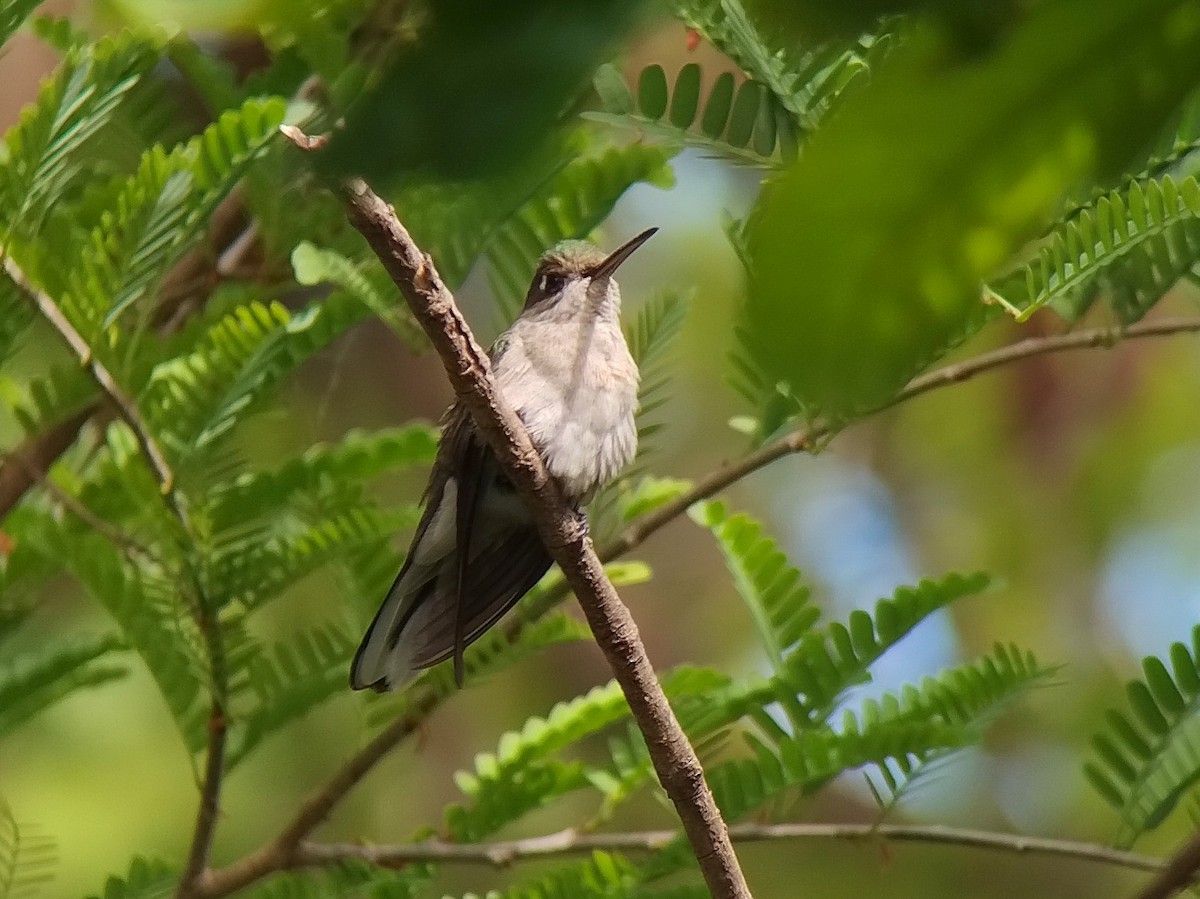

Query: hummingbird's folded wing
<box><xmin>349</xmin><ymin>406</ymin><xmax>470</xmax><ymax>692</ymax></box>
<box><xmin>349</xmin><ymin>407</ymin><xmax>554</xmax><ymax>691</ymax></box>
<box><xmin>407</xmin><ymin>523</ymin><xmax>552</xmax><ymax>669</ymax></box>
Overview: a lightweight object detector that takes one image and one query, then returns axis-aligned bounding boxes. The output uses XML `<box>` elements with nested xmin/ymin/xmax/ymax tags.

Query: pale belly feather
<box><xmin>495</xmin><ymin>317</ymin><xmax>638</xmax><ymax>502</ymax></box>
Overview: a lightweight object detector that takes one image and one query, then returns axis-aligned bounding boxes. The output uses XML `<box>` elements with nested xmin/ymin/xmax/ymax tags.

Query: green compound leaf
<box><xmin>1086</xmin><ymin>626</ymin><xmax>1200</xmax><ymax>846</ymax></box>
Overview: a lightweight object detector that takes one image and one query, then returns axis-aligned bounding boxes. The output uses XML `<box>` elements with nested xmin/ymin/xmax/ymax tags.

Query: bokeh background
<box><xmin>4</xmin><ymin>2</ymin><xmax>1200</xmax><ymax>897</ymax></box>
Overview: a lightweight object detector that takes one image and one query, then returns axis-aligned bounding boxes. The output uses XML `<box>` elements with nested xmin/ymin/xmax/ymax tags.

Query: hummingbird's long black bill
<box><xmin>592</xmin><ymin>227</ymin><xmax>657</xmax><ymax>282</ymax></box>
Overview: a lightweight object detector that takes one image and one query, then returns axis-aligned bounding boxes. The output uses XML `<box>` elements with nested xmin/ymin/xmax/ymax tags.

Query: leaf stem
<box><xmin>3</xmin><ymin>258</ymin><xmax>183</xmax><ymax>513</ymax></box>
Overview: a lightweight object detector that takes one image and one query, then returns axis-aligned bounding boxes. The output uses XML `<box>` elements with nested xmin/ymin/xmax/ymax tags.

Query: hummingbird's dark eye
<box><xmin>540</xmin><ymin>273</ymin><xmax>566</xmax><ymax>296</ymax></box>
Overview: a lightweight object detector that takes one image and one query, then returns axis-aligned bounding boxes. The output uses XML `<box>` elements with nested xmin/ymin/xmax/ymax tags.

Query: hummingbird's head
<box><xmin>522</xmin><ymin>227</ymin><xmax>657</xmax><ymax>316</ymax></box>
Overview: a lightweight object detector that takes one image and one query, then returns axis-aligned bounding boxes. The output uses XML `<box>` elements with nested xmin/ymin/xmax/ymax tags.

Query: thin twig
<box><xmin>293</xmin><ymin>821</ymin><xmax>1165</xmax><ymax>875</ymax></box>
<box><xmin>194</xmin><ymin>686</ymin><xmax>439</xmax><ymax>897</ymax></box>
<box><xmin>0</xmin><ymin>191</ymin><xmax>259</xmax><ymax>523</ymax></box>
<box><xmin>179</xmin><ymin>706</ymin><xmax>229</xmax><ymax>895</ymax></box>
<box><xmin>278</xmin><ymin>123</ymin><xmax>753</xmax><ymax>899</ymax></box>
<box><xmin>4</xmin><ymin>258</ymin><xmax>183</xmax><ymax>517</ymax></box>
<box><xmin>603</xmin><ymin>316</ymin><xmax>1200</xmax><ymax>563</ymax></box>
<box><xmin>0</xmin><ymin>406</ymin><xmax>98</xmax><ymax>521</ymax></box>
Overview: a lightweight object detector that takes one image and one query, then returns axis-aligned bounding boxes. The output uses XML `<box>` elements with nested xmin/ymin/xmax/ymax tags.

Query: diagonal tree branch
<box><xmin>1132</xmin><ymin>823</ymin><xmax>1200</xmax><ymax>899</ymax></box>
<box><xmin>0</xmin><ymin>446</ymin><xmax>159</xmax><ymax>564</ymax></box>
<box><xmin>0</xmin><ymin>405</ymin><xmax>100</xmax><ymax>521</ymax></box>
<box><xmin>278</xmin><ymin>123</ymin><xmax>752</xmax><ymax>899</ymax></box>
<box><xmin>294</xmin><ymin>821</ymin><xmax>1167</xmax><ymax>875</ymax></box>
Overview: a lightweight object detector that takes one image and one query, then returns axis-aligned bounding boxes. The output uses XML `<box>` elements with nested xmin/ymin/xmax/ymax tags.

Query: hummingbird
<box><xmin>350</xmin><ymin>227</ymin><xmax>656</xmax><ymax>691</ymax></box>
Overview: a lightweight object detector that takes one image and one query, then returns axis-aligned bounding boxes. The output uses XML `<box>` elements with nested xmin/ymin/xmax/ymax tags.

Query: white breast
<box><xmin>495</xmin><ymin>316</ymin><xmax>638</xmax><ymax>502</ymax></box>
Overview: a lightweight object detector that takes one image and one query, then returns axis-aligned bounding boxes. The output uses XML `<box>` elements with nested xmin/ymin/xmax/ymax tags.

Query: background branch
<box><xmin>294</xmin><ymin>821</ymin><xmax>1167</xmax><ymax>875</ymax></box>
<box><xmin>278</xmin><ymin>124</ymin><xmax>752</xmax><ymax>899</ymax></box>
<box><xmin>193</xmin><ymin>689</ymin><xmax>438</xmax><ymax>897</ymax></box>
<box><xmin>0</xmin><ymin>448</ymin><xmax>157</xmax><ymax>564</ymax></box>
<box><xmin>605</xmin><ymin>316</ymin><xmax>1200</xmax><ymax>564</ymax></box>
<box><xmin>0</xmin><ymin>406</ymin><xmax>98</xmax><ymax>521</ymax></box>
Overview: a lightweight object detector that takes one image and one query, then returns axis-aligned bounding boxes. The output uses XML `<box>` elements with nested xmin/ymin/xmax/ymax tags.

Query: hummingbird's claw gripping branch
<box><xmin>279</xmin><ymin>125</ymin><xmax>753</xmax><ymax>899</ymax></box>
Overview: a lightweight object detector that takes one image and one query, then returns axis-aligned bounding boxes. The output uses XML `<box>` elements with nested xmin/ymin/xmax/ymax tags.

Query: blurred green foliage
<box><xmin>321</xmin><ymin>0</ymin><xmax>649</xmax><ymax>182</ymax></box>
<box><xmin>745</xmin><ymin>0</ymin><xmax>1200</xmax><ymax>418</ymax></box>
<box><xmin>4</xmin><ymin>0</ymin><xmax>1200</xmax><ymax>898</ymax></box>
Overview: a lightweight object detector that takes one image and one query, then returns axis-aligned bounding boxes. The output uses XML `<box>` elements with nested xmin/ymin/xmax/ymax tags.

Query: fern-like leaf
<box><xmin>0</xmin><ymin>798</ymin><xmax>55</xmax><ymax>899</ymax></box>
<box><xmin>590</xmin><ymin>291</ymin><xmax>690</xmax><ymax>534</ymax></box>
<box><xmin>362</xmin><ymin>610</ymin><xmax>597</xmax><ymax>733</ymax></box>
<box><xmin>0</xmin><ymin>0</ymin><xmax>42</xmax><ymax>50</ymax></box>
<box><xmin>0</xmin><ymin>634</ymin><xmax>127</xmax><ymax>737</ymax></box>
<box><xmin>448</xmin><ymin>681</ymin><xmax>631</xmax><ymax>840</ymax></box>
<box><xmin>671</xmin><ymin>0</ymin><xmax>892</xmax><ymax>134</ymax></box>
<box><xmin>1085</xmin><ymin>627</ymin><xmax>1200</xmax><ymax>846</ymax></box>
<box><xmin>427</xmin><ymin>611</ymin><xmax>594</xmax><ymax>695</ymax></box>
<box><xmin>615</xmin><ymin>476</ymin><xmax>692</xmax><ymax>525</ymax></box>
<box><xmin>692</xmin><ymin>503</ymin><xmax>991</xmax><ymax>719</ymax></box>
<box><xmin>207</xmin><ymin>504</ymin><xmax>418</xmax><ymax>613</ymax></box>
<box><xmin>0</xmin><ymin>30</ymin><xmax>163</xmax><ymax>249</ymax></box>
<box><xmin>707</xmin><ymin>644</ymin><xmax>1048</xmax><ymax>822</ymax></box>
<box><xmin>626</xmin><ymin>288</ymin><xmax>688</xmax><ymax>452</ymax></box>
<box><xmin>672</xmin><ymin>0</ymin><xmax>804</xmax><ymax>121</ymax></box>
<box><xmin>145</xmin><ymin>289</ymin><xmax>370</xmax><ymax>461</ymax></box>
<box><xmin>291</xmin><ymin>240</ymin><xmax>423</xmax><ymax>346</ymax></box>
<box><xmin>590</xmin><ymin>63</ymin><xmax>797</xmax><ymax>167</ymax></box>
<box><xmin>710</xmin><ymin>717</ymin><xmax>966</xmax><ymax>822</ymax></box>
<box><xmin>237</xmin><ymin>861</ymin><xmax>432</xmax><ymax>899</ymax></box>
<box><xmin>87</xmin><ymin>857</ymin><xmax>175</xmax><ymax>899</ymax></box>
<box><xmin>689</xmin><ymin>499</ymin><xmax>818</xmax><ymax>672</ymax></box>
<box><xmin>447</xmin><ymin>668</ymin><xmax>727</xmax><ymax>841</ymax></box>
<box><xmin>204</xmin><ymin>425</ymin><xmax>438</xmax><ymax>532</ymax></box>
<box><xmin>680</xmin><ymin>568</ymin><xmax>993</xmax><ymax>738</ymax></box>
<box><xmin>224</xmin><ymin>622</ymin><xmax>358</xmax><ymax>768</ymax></box>
<box><xmin>456</xmin><ymin>852</ymin><xmax>642</xmax><ymax>899</ymax></box>
<box><xmin>723</xmin><ymin>217</ymin><xmax>809</xmax><ymax>442</ymax></box>
<box><xmin>993</xmin><ymin>174</ymin><xmax>1200</xmax><ymax>323</ymax></box>
<box><xmin>43</xmin><ymin>520</ymin><xmax>209</xmax><ymax>751</ymax></box>
<box><xmin>58</xmin><ymin>96</ymin><xmax>286</xmax><ymax>333</ymax></box>
<box><xmin>27</xmin><ymin>14</ymin><xmax>92</xmax><ymax>54</ymax></box>
<box><xmin>0</xmin><ymin>267</ymin><xmax>35</xmax><ymax>368</ymax></box>
<box><xmin>143</xmin><ymin>297</ymin><xmax>289</xmax><ymax>451</ymax></box>
<box><xmin>784</xmin><ymin>571</ymin><xmax>993</xmax><ymax>727</ymax></box>
<box><xmin>9</xmin><ymin>363</ymin><xmax>95</xmax><ymax>436</ymax></box>
<box><xmin>858</xmin><ymin>643</ymin><xmax>1054</xmax><ymax>810</ymax></box>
